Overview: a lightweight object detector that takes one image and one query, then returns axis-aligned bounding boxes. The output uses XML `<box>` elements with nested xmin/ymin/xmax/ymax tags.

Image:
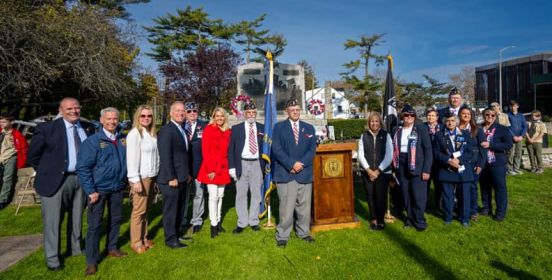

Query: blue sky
<box><xmin>126</xmin><ymin>0</ymin><xmax>552</xmax><ymax>83</ymax></box>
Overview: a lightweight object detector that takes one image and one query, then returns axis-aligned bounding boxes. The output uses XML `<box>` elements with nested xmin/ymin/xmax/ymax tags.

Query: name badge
<box><xmin>458</xmin><ymin>165</ymin><xmax>466</xmax><ymax>173</ymax></box>
<box><xmin>452</xmin><ymin>151</ymin><xmax>462</xmax><ymax>158</ymax></box>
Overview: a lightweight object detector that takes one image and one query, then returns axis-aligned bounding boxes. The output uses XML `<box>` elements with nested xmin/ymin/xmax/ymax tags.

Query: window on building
<box><xmin>337</xmin><ymin>105</ymin><xmax>343</xmax><ymax>113</ymax></box>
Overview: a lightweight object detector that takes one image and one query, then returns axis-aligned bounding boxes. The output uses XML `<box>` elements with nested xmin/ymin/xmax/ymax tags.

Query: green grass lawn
<box><xmin>1</xmin><ymin>169</ymin><xmax>552</xmax><ymax>279</ymax></box>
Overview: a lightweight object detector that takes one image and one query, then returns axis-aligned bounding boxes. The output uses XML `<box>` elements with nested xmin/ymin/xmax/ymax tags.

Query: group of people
<box><xmin>25</xmin><ymin>97</ymin><xmax>316</xmax><ymax>276</ymax></box>
<box><xmin>358</xmin><ymin>88</ymin><xmax>547</xmax><ymax>232</ymax></box>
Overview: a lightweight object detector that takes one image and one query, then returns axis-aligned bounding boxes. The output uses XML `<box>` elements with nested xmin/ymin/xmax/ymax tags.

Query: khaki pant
<box><xmin>130</xmin><ymin>177</ymin><xmax>156</xmax><ymax>248</ymax></box>
<box><xmin>527</xmin><ymin>143</ymin><xmax>543</xmax><ymax>169</ymax></box>
<box><xmin>508</xmin><ymin>140</ymin><xmax>523</xmax><ymax>171</ymax></box>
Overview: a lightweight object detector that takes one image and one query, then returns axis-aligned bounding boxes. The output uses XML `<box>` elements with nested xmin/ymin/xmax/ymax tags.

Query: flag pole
<box><xmin>261</xmin><ymin>50</ymin><xmax>276</xmax><ymax>229</ymax></box>
<box><xmin>384</xmin><ymin>53</ymin><xmax>397</xmax><ymax>224</ymax></box>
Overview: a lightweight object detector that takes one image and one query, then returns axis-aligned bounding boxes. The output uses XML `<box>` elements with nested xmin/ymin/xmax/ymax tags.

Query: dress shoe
<box><xmin>47</xmin><ymin>265</ymin><xmax>63</xmax><ymax>271</ymax></box>
<box><xmin>302</xmin><ymin>236</ymin><xmax>315</xmax><ymax>243</ymax></box>
<box><xmin>479</xmin><ymin>209</ymin><xmax>490</xmax><ymax>216</ymax></box>
<box><xmin>276</xmin><ymin>240</ymin><xmax>287</xmax><ymax>247</ymax></box>
<box><xmin>144</xmin><ymin>239</ymin><xmax>155</xmax><ymax>249</ymax></box>
<box><xmin>165</xmin><ymin>241</ymin><xmax>187</xmax><ymax>249</ymax></box>
<box><xmin>211</xmin><ymin>226</ymin><xmax>218</xmax><ymax>238</ymax></box>
<box><xmin>85</xmin><ymin>264</ymin><xmax>97</xmax><ymax>276</ymax></box>
<box><xmin>131</xmin><ymin>245</ymin><xmax>147</xmax><ymax>255</ymax></box>
<box><xmin>107</xmin><ymin>249</ymin><xmax>127</xmax><ymax>258</ymax></box>
<box><xmin>217</xmin><ymin>222</ymin><xmax>226</xmax><ymax>233</ymax></box>
<box><xmin>493</xmin><ymin>216</ymin><xmax>505</xmax><ymax>222</ymax></box>
<box><xmin>369</xmin><ymin>223</ymin><xmax>378</xmax><ymax>231</ymax></box>
<box><xmin>251</xmin><ymin>225</ymin><xmax>260</xmax><ymax>231</ymax></box>
<box><xmin>232</xmin><ymin>226</ymin><xmax>245</xmax><ymax>234</ymax></box>
<box><xmin>192</xmin><ymin>225</ymin><xmax>202</xmax><ymax>233</ymax></box>
<box><xmin>415</xmin><ymin>227</ymin><xmax>427</xmax><ymax>232</ymax></box>
<box><xmin>178</xmin><ymin>236</ymin><xmax>192</xmax><ymax>242</ymax></box>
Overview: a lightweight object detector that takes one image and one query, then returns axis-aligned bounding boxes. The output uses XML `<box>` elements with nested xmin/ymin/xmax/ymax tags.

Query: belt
<box><xmin>65</xmin><ymin>171</ymin><xmax>78</xmax><ymax>176</ymax></box>
<box><xmin>241</xmin><ymin>158</ymin><xmax>258</xmax><ymax>161</ymax></box>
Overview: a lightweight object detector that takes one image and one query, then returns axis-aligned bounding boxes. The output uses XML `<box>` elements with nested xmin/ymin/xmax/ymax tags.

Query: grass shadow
<box><xmin>490</xmin><ymin>260</ymin><xmax>540</xmax><ymax>280</ymax></box>
<box><xmin>383</xmin><ymin>226</ymin><xmax>459</xmax><ymax>279</ymax></box>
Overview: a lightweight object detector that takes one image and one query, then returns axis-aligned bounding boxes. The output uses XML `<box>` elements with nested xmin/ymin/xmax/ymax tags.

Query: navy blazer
<box><xmin>437</xmin><ymin>106</ymin><xmax>460</xmax><ymax>124</ymax></box>
<box><xmin>433</xmin><ymin>129</ymin><xmax>475</xmax><ymax>182</ymax></box>
<box><xmin>27</xmin><ymin>118</ymin><xmax>95</xmax><ymax>197</ymax></box>
<box><xmin>189</xmin><ymin>120</ymin><xmax>207</xmax><ymax>178</ymax></box>
<box><xmin>157</xmin><ymin>122</ymin><xmax>191</xmax><ymax>184</ymax></box>
<box><xmin>423</xmin><ymin>122</ymin><xmax>443</xmax><ymax>144</ymax></box>
<box><xmin>393</xmin><ymin>124</ymin><xmax>433</xmax><ymax>176</ymax></box>
<box><xmin>271</xmin><ymin>120</ymin><xmax>316</xmax><ymax>184</ymax></box>
<box><xmin>228</xmin><ymin>121</ymin><xmax>266</xmax><ymax>179</ymax></box>
<box><xmin>482</xmin><ymin>123</ymin><xmax>513</xmax><ymax>167</ymax></box>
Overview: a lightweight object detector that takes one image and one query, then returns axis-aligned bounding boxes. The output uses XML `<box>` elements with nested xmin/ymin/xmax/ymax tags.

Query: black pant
<box><xmin>159</xmin><ymin>183</ymin><xmax>187</xmax><ymax>244</ymax></box>
<box><xmin>86</xmin><ymin>190</ymin><xmax>123</xmax><ymax>265</ymax></box>
<box><xmin>397</xmin><ymin>154</ymin><xmax>428</xmax><ymax>230</ymax></box>
<box><xmin>361</xmin><ymin>172</ymin><xmax>389</xmax><ymax>224</ymax></box>
<box><xmin>479</xmin><ymin>163</ymin><xmax>508</xmax><ymax>219</ymax></box>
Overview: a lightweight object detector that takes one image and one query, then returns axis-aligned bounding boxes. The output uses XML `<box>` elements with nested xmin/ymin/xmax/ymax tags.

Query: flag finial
<box><xmin>387</xmin><ymin>54</ymin><xmax>393</xmax><ymax>71</ymax></box>
<box><xmin>266</xmin><ymin>50</ymin><xmax>273</xmax><ymax>61</ymax></box>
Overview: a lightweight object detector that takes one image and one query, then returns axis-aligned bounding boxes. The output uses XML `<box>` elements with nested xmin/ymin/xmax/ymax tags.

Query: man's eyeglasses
<box><xmin>187</xmin><ymin>109</ymin><xmax>198</xmax><ymax>114</ymax></box>
<box><xmin>140</xmin><ymin>114</ymin><xmax>153</xmax><ymax>118</ymax></box>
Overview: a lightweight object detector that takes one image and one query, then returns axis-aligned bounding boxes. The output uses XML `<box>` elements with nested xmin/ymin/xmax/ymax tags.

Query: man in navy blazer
<box><xmin>157</xmin><ymin>101</ymin><xmax>191</xmax><ymax>249</ymax></box>
<box><xmin>437</xmin><ymin>88</ymin><xmax>463</xmax><ymax>124</ymax></box>
<box><xmin>183</xmin><ymin>102</ymin><xmax>208</xmax><ymax>234</ymax></box>
<box><xmin>228</xmin><ymin>101</ymin><xmax>265</xmax><ymax>234</ymax></box>
<box><xmin>27</xmin><ymin>97</ymin><xmax>95</xmax><ymax>270</ymax></box>
<box><xmin>272</xmin><ymin>99</ymin><xmax>316</xmax><ymax>247</ymax></box>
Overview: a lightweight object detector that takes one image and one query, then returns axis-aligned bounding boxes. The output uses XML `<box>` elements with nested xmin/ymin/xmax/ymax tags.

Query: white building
<box><xmin>304</xmin><ymin>87</ymin><xmax>358</xmax><ymax>119</ymax></box>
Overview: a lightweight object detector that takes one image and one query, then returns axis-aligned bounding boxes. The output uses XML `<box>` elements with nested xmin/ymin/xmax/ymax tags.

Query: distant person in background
<box><xmin>433</xmin><ymin>111</ymin><xmax>475</xmax><ymax>227</ymax></box>
<box><xmin>437</xmin><ymin>88</ymin><xmax>463</xmax><ymax>124</ymax></box>
<box><xmin>507</xmin><ymin>100</ymin><xmax>527</xmax><ymax>175</ymax></box>
<box><xmin>423</xmin><ymin>108</ymin><xmax>443</xmax><ymax>212</ymax></box>
<box><xmin>358</xmin><ymin>112</ymin><xmax>393</xmax><ymax>230</ymax></box>
<box><xmin>0</xmin><ymin>114</ymin><xmax>28</xmax><ymax>209</ymax></box>
<box><xmin>392</xmin><ymin>104</ymin><xmax>433</xmax><ymax>232</ymax></box>
<box><xmin>490</xmin><ymin>102</ymin><xmax>511</xmax><ymax>127</ymax></box>
<box><xmin>526</xmin><ymin>110</ymin><xmax>547</xmax><ymax>174</ymax></box>
<box><xmin>458</xmin><ymin>106</ymin><xmax>486</xmax><ymax>221</ymax></box>
<box><xmin>197</xmin><ymin>107</ymin><xmax>232</xmax><ymax>238</ymax></box>
<box><xmin>479</xmin><ymin>107</ymin><xmax>513</xmax><ymax>222</ymax></box>
<box><xmin>27</xmin><ymin>97</ymin><xmax>95</xmax><ymax>271</ymax></box>
<box><xmin>77</xmin><ymin>107</ymin><xmax>128</xmax><ymax>276</ymax></box>
<box><xmin>126</xmin><ymin>105</ymin><xmax>159</xmax><ymax>254</ymax></box>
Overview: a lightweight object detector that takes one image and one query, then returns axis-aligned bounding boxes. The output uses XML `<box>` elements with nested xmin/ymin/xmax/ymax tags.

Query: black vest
<box><xmin>362</xmin><ymin>129</ymin><xmax>390</xmax><ymax>172</ymax></box>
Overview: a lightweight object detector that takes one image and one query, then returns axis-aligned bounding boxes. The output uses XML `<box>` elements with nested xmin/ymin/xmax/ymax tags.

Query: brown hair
<box><xmin>365</xmin><ymin>112</ymin><xmax>383</xmax><ymax>132</ymax></box>
<box><xmin>459</xmin><ymin>107</ymin><xmax>478</xmax><ymax>138</ymax></box>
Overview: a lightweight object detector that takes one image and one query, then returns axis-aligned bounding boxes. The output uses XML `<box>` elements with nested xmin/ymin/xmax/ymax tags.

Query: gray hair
<box><xmin>100</xmin><ymin>107</ymin><xmax>120</xmax><ymax>117</ymax></box>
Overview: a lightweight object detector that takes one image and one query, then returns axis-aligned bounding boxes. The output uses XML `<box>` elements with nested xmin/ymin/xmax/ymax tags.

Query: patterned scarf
<box><xmin>393</xmin><ymin>126</ymin><xmax>418</xmax><ymax>171</ymax></box>
<box><xmin>484</xmin><ymin>127</ymin><xmax>496</xmax><ymax>164</ymax></box>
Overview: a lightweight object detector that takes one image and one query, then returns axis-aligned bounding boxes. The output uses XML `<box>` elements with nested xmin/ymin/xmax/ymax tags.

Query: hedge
<box><xmin>327</xmin><ymin>119</ymin><xmax>366</xmax><ymax>140</ymax></box>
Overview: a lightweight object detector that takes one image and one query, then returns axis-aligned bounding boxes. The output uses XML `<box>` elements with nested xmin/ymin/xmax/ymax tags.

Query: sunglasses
<box><xmin>140</xmin><ymin>114</ymin><xmax>153</xmax><ymax>118</ymax></box>
<box><xmin>484</xmin><ymin>113</ymin><xmax>497</xmax><ymax>117</ymax></box>
<box><xmin>187</xmin><ymin>109</ymin><xmax>198</xmax><ymax>113</ymax></box>
<box><xmin>402</xmin><ymin>113</ymin><xmax>416</xmax><ymax>118</ymax></box>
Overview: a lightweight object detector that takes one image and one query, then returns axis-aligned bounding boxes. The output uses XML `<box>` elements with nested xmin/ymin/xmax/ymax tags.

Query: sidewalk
<box><xmin>0</xmin><ymin>234</ymin><xmax>42</xmax><ymax>272</ymax></box>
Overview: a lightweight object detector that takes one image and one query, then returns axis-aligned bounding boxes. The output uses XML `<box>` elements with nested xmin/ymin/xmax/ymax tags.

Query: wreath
<box><xmin>230</xmin><ymin>94</ymin><xmax>252</xmax><ymax>118</ymax></box>
<box><xmin>307</xmin><ymin>99</ymin><xmax>325</xmax><ymax>115</ymax></box>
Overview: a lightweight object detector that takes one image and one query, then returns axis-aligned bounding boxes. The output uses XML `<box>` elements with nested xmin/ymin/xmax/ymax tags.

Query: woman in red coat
<box><xmin>197</xmin><ymin>107</ymin><xmax>231</xmax><ymax>238</ymax></box>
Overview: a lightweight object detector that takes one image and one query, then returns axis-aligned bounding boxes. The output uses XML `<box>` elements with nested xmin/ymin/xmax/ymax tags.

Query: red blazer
<box><xmin>0</xmin><ymin>128</ymin><xmax>28</xmax><ymax>169</ymax></box>
<box><xmin>197</xmin><ymin>124</ymin><xmax>231</xmax><ymax>185</ymax></box>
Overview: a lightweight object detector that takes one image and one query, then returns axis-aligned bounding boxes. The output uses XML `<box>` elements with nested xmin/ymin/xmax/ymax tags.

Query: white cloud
<box><xmin>398</xmin><ymin>59</ymin><xmax>494</xmax><ymax>83</ymax></box>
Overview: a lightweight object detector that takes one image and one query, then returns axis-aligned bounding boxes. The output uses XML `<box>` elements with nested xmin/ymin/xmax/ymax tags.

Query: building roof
<box><xmin>475</xmin><ymin>52</ymin><xmax>552</xmax><ymax>72</ymax></box>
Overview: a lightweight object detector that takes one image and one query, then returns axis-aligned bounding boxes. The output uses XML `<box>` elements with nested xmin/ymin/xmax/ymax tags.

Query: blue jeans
<box><xmin>85</xmin><ymin>190</ymin><xmax>123</xmax><ymax>265</ymax></box>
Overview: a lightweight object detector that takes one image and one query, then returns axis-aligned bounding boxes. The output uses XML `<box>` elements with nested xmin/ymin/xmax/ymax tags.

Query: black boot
<box><xmin>210</xmin><ymin>226</ymin><xmax>218</xmax><ymax>238</ymax></box>
<box><xmin>217</xmin><ymin>222</ymin><xmax>225</xmax><ymax>233</ymax></box>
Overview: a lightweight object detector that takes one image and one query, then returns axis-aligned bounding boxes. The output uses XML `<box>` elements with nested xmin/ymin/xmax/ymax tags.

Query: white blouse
<box><xmin>126</xmin><ymin>127</ymin><xmax>160</xmax><ymax>183</ymax></box>
<box><xmin>400</xmin><ymin>126</ymin><xmax>413</xmax><ymax>153</ymax></box>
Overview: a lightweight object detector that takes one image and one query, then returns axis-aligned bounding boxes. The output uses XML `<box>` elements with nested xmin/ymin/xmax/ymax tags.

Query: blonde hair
<box><xmin>365</xmin><ymin>112</ymin><xmax>383</xmax><ymax>131</ymax></box>
<box><xmin>209</xmin><ymin>107</ymin><xmax>229</xmax><ymax>131</ymax></box>
<box><xmin>132</xmin><ymin>105</ymin><xmax>156</xmax><ymax>138</ymax></box>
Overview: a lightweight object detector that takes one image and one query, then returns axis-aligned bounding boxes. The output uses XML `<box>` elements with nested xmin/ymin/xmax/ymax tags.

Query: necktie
<box><xmin>73</xmin><ymin>125</ymin><xmax>81</xmax><ymax>154</ymax></box>
<box><xmin>293</xmin><ymin>122</ymin><xmax>299</xmax><ymax>145</ymax></box>
<box><xmin>186</xmin><ymin>121</ymin><xmax>193</xmax><ymax>141</ymax></box>
<box><xmin>249</xmin><ymin>123</ymin><xmax>257</xmax><ymax>155</ymax></box>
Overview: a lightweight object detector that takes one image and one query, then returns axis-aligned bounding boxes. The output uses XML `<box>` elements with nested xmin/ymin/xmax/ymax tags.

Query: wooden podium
<box><xmin>311</xmin><ymin>143</ymin><xmax>361</xmax><ymax>232</ymax></box>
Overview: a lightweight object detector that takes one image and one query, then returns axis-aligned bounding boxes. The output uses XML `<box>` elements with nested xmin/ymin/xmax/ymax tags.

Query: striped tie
<box><xmin>249</xmin><ymin>123</ymin><xmax>257</xmax><ymax>155</ymax></box>
<box><xmin>186</xmin><ymin>121</ymin><xmax>193</xmax><ymax>141</ymax></box>
<box><xmin>293</xmin><ymin>122</ymin><xmax>299</xmax><ymax>145</ymax></box>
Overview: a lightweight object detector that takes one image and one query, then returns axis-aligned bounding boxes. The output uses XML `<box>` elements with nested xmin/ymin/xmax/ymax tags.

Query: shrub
<box><xmin>327</xmin><ymin>119</ymin><xmax>366</xmax><ymax>140</ymax></box>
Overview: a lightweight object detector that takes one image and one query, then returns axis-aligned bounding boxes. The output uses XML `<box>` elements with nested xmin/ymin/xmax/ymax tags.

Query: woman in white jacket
<box><xmin>126</xmin><ymin>105</ymin><xmax>159</xmax><ymax>254</ymax></box>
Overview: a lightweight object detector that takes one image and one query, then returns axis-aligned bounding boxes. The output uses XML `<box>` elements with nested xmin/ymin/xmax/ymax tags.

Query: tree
<box><xmin>449</xmin><ymin>66</ymin><xmax>475</xmax><ymax>105</ymax></box>
<box><xmin>144</xmin><ymin>6</ymin><xmax>235</xmax><ymax>62</ymax></box>
<box><xmin>234</xmin><ymin>14</ymin><xmax>271</xmax><ymax>64</ymax></box>
<box><xmin>0</xmin><ymin>1</ymin><xmax>144</xmax><ymax>118</ymax></box>
<box><xmin>341</xmin><ymin>33</ymin><xmax>386</xmax><ymax>114</ymax></box>
<box><xmin>25</xmin><ymin>0</ymin><xmax>149</xmax><ymax>18</ymax></box>
<box><xmin>161</xmin><ymin>45</ymin><xmax>241</xmax><ymax>113</ymax></box>
<box><xmin>298</xmin><ymin>60</ymin><xmax>318</xmax><ymax>91</ymax></box>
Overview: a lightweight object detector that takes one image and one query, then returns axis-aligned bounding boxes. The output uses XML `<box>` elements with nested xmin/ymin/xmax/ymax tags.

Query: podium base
<box><xmin>310</xmin><ymin>217</ymin><xmax>361</xmax><ymax>233</ymax></box>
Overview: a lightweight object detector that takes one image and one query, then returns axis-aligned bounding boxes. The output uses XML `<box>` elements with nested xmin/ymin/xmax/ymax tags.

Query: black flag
<box><xmin>383</xmin><ymin>54</ymin><xmax>398</xmax><ymax>132</ymax></box>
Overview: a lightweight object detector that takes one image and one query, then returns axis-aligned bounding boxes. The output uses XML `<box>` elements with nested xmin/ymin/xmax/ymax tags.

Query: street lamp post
<box><xmin>499</xmin><ymin>45</ymin><xmax>515</xmax><ymax>108</ymax></box>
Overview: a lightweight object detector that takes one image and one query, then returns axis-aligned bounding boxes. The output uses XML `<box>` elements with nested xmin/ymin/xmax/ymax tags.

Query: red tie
<box><xmin>249</xmin><ymin>123</ymin><xmax>257</xmax><ymax>155</ymax></box>
<box><xmin>293</xmin><ymin>122</ymin><xmax>299</xmax><ymax>145</ymax></box>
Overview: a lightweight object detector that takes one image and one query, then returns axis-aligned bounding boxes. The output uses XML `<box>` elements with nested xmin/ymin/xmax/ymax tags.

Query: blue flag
<box><xmin>259</xmin><ymin>51</ymin><xmax>277</xmax><ymax>219</ymax></box>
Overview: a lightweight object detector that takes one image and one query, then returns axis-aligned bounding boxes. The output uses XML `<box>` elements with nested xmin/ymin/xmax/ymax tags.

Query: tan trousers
<box><xmin>130</xmin><ymin>177</ymin><xmax>156</xmax><ymax>248</ymax></box>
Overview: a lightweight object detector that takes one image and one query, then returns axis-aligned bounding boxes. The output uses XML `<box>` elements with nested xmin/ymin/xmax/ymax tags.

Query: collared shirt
<box><xmin>508</xmin><ymin>111</ymin><xmax>527</xmax><ymax>136</ymax></box>
<box><xmin>103</xmin><ymin>128</ymin><xmax>116</xmax><ymax>141</ymax></box>
<box><xmin>289</xmin><ymin>119</ymin><xmax>300</xmax><ymax>132</ymax></box>
<box><xmin>241</xmin><ymin>121</ymin><xmax>259</xmax><ymax>159</ymax></box>
<box><xmin>171</xmin><ymin>120</ymin><xmax>189</xmax><ymax>149</ymax></box>
<box><xmin>449</xmin><ymin>106</ymin><xmax>460</xmax><ymax>116</ymax></box>
<box><xmin>357</xmin><ymin>131</ymin><xmax>393</xmax><ymax>173</ymax></box>
<box><xmin>64</xmin><ymin>119</ymin><xmax>87</xmax><ymax>172</ymax></box>
<box><xmin>0</xmin><ymin>130</ymin><xmax>16</xmax><ymax>165</ymax></box>
<box><xmin>187</xmin><ymin>120</ymin><xmax>197</xmax><ymax>136</ymax></box>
